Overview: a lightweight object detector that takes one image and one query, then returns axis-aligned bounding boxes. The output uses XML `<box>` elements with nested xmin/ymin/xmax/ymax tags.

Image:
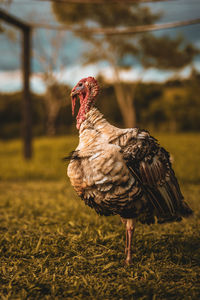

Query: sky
<box><xmin>0</xmin><ymin>0</ymin><xmax>200</xmax><ymax>93</ymax></box>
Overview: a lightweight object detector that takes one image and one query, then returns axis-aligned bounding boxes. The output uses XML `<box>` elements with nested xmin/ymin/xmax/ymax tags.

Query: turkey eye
<box><xmin>79</xmin><ymin>83</ymin><xmax>83</xmax><ymax>87</ymax></box>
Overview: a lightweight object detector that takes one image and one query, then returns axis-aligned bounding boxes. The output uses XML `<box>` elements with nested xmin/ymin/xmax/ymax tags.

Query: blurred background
<box><xmin>0</xmin><ymin>0</ymin><xmax>200</xmax><ymax>158</ymax></box>
<box><xmin>0</xmin><ymin>3</ymin><xmax>200</xmax><ymax>298</ymax></box>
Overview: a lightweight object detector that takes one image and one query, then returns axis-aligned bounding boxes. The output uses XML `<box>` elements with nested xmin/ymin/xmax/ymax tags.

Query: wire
<box><xmin>0</xmin><ymin>0</ymin><xmax>179</xmax><ymax>4</ymax></box>
<box><xmin>33</xmin><ymin>0</ymin><xmax>178</xmax><ymax>3</ymax></box>
<box><xmin>1</xmin><ymin>8</ymin><xmax>200</xmax><ymax>35</ymax></box>
<box><xmin>30</xmin><ymin>18</ymin><xmax>200</xmax><ymax>34</ymax></box>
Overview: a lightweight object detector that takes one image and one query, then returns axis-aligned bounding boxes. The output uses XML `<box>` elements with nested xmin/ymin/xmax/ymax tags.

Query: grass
<box><xmin>0</xmin><ymin>133</ymin><xmax>200</xmax><ymax>299</ymax></box>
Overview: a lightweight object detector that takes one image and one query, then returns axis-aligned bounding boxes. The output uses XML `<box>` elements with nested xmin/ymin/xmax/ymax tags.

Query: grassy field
<box><xmin>0</xmin><ymin>134</ymin><xmax>200</xmax><ymax>299</ymax></box>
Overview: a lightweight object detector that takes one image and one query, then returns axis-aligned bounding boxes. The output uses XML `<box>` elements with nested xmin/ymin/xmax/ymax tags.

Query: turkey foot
<box><xmin>125</xmin><ymin>219</ymin><xmax>136</xmax><ymax>265</ymax></box>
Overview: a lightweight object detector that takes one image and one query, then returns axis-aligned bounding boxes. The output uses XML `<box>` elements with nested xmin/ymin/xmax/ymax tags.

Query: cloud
<box><xmin>0</xmin><ymin>62</ymin><xmax>200</xmax><ymax>94</ymax></box>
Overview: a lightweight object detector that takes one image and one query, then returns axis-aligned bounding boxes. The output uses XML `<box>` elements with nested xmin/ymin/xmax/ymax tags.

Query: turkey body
<box><xmin>67</xmin><ymin>107</ymin><xmax>193</xmax><ymax>224</ymax></box>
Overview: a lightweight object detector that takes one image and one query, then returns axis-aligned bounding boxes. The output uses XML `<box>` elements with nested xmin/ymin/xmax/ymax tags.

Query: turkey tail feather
<box><xmin>128</xmin><ymin>166</ymin><xmax>166</xmax><ymax>214</ymax></box>
<box><xmin>127</xmin><ymin>165</ymin><xmax>193</xmax><ymax>220</ymax></box>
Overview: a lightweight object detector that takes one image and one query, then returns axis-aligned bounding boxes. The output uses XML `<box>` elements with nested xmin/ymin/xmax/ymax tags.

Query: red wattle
<box><xmin>72</xmin><ymin>96</ymin><xmax>76</xmax><ymax>116</ymax></box>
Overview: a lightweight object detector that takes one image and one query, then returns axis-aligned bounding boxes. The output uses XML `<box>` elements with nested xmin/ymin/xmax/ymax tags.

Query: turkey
<box><xmin>67</xmin><ymin>76</ymin><xmax>193</xmax><ymax>265</ymax></box>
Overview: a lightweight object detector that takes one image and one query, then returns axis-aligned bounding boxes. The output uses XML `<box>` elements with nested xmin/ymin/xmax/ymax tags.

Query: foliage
<box><xmin>0</xmin><ymin>92</ymin><xmax>45</xmax><ymax>139</ymax></box>
<box><xmin>0</xmin><ymin>75</ymin><xmax>200</xmax><ymax>139</ymax></box>
<box><xmin>0</xmin><ymin>91</ymin><xmax>73</xmax><ymax>139</ymax></box>
<box><xmin>53</xmin><ymin>3</ymin><xmax>159</xmax><ymax>30</ymax></box>
<box><xmin>52</xmin><ymin>3</ymin><xmax>198</xmax><ymax>128</ymax></box>
<box><xmin>140</xmin><ymin>35</ymin><xmax>199</xmax><ymax>69</ymax></box>
<box><xmin>44</xmin><ymin>83</ymin><xmax>70</xmax><ymax>136</ymax></box>
<box><xmin>0</xmin><ymin>134</ymin><xmax>200</xmax><ymax>299</ymax></box>
<box><xmin>143</xmin><ymin>85</ymin><xmax>200</xmax><ymax>132</ymax></box>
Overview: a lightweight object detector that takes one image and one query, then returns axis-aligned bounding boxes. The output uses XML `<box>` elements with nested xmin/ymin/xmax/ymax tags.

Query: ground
<box><xmin>0</xmin><ymin>134</ymin><xmax>199</xmax><ymax>299</ymax></box>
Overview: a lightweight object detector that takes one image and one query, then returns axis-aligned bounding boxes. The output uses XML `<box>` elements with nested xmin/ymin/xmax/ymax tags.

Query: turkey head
<box><xmin>70</xmin><ymin>77</ymin><xmax>99</xmax><ymax>129</ymax></box>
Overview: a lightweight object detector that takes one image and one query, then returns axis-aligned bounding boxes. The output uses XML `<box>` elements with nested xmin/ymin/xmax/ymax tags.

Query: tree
<box><xmin>52</xmin><ymin>3</ymin><xmax>198</xmax><ymax>128</ymax></box>
<box><xmin>34</xmin><ymin>31</ymin><xmax>70</xmax><ymax>136</ymax></box>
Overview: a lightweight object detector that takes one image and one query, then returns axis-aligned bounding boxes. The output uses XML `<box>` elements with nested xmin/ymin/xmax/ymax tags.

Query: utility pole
<box><xmin>22</xmin><ymin>26</ymin><xmax>32</xmax><ymax>159</ymax></box>
<box><xmin>0</xmin><ymin>9</ymin><xmax>32</xmax><ymax>159</ymax></box>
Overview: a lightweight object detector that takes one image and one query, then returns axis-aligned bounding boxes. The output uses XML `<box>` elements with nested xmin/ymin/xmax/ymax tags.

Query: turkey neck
<box><xmin>79</xmin><ymin>108</ymin><xmax>115</xmax><ymax>135</ymax></box>
<box><xmin>79</xmin><ymin>107</ymin><xmax>127</xmax><ymax>142</ymax></box>
<box><xmin>78</xmin><ymin>107</ymin><xmax>140</xmax><ymax>150</ymax></box>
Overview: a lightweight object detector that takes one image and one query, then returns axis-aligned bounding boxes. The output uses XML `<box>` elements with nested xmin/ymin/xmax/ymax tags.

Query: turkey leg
<box><xmin>125</xmin><ymin>218</ymin><xmax>136</xmax><ymax>265</ymax></box>
<box><xmin>120</xmin><ymin>217</ymin><xmax>128</xmax><ymax>254</ymax></box>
